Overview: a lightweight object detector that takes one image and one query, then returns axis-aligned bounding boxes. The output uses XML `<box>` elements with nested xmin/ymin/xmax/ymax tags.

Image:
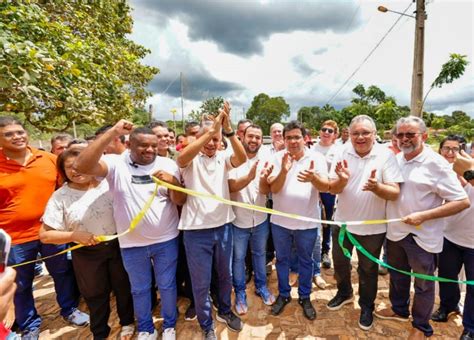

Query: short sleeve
<box><xmin>382</xmin><ymin>152</ymin><xmax>404</xmax><ymax>184</ymax></box>
<box><xmin>41</xmin><ymin>190</ymin><xmax>67</xmax><ymax>231</ymax></box>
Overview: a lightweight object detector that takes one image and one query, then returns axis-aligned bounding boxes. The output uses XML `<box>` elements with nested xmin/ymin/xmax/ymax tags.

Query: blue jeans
<box><xmin>184</xmin><ymin>224</ymin><xmax>233</xmax><ymax>332</ymax></box>
<box><xmin>387</xmin><ymin>235</ymin><xmax>436</xmax><ymax>337</ymax></box>
<box><xmin>120</xmin><ymin>237</ymin><xmax>178</xmax><ymax>332</ymax></box>
<box><xmin>8</xmin><ymin>240</ymin><xmax>79</xmax><ymax>332</ymax></box>
<box><xmin>290</xmin><ymin>231</ymin><xmax>321</xmax><ymax>276</ymax></box>
<box><xmin>438</xmin><ymin>238</ymin><xmax>474</xmax><ymax>333</ymax></box>
<box><xmin>272</xmin><ymin>224</ymin><xmax>318</xmax><ymax>299</ymax></box>
<box><xmin>320</xmin><ymin>193</ymin><xmax>335</xmax><ymax>254</ymax></box>
<box><xmin>232</xmin><ymin>221</ymin><xmax>269</xmax><ymax>294</ymax></box>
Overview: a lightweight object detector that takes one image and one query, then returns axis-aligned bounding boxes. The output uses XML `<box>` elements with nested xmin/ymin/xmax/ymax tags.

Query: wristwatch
<box><xmin>223</xmin><ymin>130</ymin><xmax>235</xmax><ymax>138</ymax></box>
<box><xmin>463</xmin><ymin>170</ymin><xmax>474</xmax><ymax>181</ymax></box>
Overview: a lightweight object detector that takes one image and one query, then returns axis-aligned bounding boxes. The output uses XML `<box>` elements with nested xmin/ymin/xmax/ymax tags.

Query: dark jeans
<box><xmin>387</xmin><ymin>235</ymin><xmax>436</xmax><ymax>337</ymax></box>
<box><xmin>8</xmin><ymin>240</ymin><xmax>79</xmax><ymax>332</ymax></box>
<box><xmin>331</xmin><ymin>227</ymin><xmax>385</xmax><ymax>311</ymax></box>
<box><xmin>320</xmin><ymin>193</ymin><xmax>335</xmax><ymax>255</ymax></box>
<box><xmin>438</xmin><ymin>238</ymin><xmax>474</xmax><ymax>332</ymax></box>
<box><xmin>72</xmin><ymin>239</ymin><xmax>134</xmax><ymax>339</ymax></box>
<box><xmin>272</xmin><ymin>224</ymin><xmax>317</xmax><ymax>299</ymax></box>
<box><xmin>184</xmin><ymin>224</ymin><xmax>233</xmax><ymax>332</ymax></box>
<box><xmin>176</xmin><ymin>231</ymin><xmax>194</xmax><ymax>306</ymax></box>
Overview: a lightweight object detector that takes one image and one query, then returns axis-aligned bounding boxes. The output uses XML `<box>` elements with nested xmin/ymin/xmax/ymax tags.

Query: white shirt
<box><xmin>270</xmin><ymin>149</ymin><xmax>328</xmax><ymax>230</ymax></box>
<box><xmin>103</xmin><ymin>153</ymin><xmax>180</xmax><ymax>248</ymax></box>
<box><xmin>330</xmin><ymin>143</ymin><xmax>403</xmax><ymax>235</ymax></box>
<box><xmin>179</xmin><ymin>151</ymin><xmax>235</xmax><ymax>230</ymax></box>
<box><xmin>311</xmin><ymin>143</ymin><xmax>339</xmax><ymax>169</ymax></box>
<box><xmin>229</xmin><ymin>156</ymin><xmax>267</xmax><ymax>228</ymax></box>
<box><xmin>387</xmin><ymin>147</ymin><xmax>468</xmax><ymax>253</ymax></box>
<box><xmin>444</xmin><ymin>183</ymin><xmax>474</xmax><ymax>249</ymax></box>
<box><xmin>42</xmin><ymin>181</ymin><xmax>116</xmax><ymax>236</ymax></box>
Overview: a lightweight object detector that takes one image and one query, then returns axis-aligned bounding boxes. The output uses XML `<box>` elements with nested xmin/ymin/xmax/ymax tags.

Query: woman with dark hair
<box><xmin>39</xmin><ymin>148</ymin><xmax>135</xmax><ymax>340</ymax></box>
<box><xmin>432</xmin><ymin>134</ymin><xmax>473</xmax><ymax>340</ymax></box>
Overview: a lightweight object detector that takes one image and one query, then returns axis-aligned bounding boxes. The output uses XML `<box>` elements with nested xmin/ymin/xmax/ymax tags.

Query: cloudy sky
<box><xmin>128</xmin><ymin>0</ymin><xmax>474</xmax><ymax>123</ymax></box>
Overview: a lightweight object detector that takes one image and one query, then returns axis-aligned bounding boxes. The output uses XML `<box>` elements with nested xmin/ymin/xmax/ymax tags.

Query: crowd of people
<box><xmin>0</xmin><ymin>103</ymin><xmax>473</xmax><ymax>340</ymax></box>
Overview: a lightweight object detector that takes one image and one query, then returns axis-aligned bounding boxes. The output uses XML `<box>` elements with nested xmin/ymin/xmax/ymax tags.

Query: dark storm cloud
<box><xmin>291</xmin><ymin>56</ymin><xmax>322</xmax><ymax>76</ymax></box>
<box><xmin>426</xmin><ymin>85</ymin><xmax>474</xmax><ymax>113</ymax></box>
<box><xmin>131</xmin><ymin>0</ymin><xmax>361</xmax><ymax>57</ymax></box>
<box><xmin>148</xmin><ymin>71</ymin><xmax>244</xmax><ymax>101</ymax></box>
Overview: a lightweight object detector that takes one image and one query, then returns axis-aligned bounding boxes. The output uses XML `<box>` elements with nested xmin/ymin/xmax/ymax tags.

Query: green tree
<box><xmin>421</xmin><ymin>53</ymin><xmax>469</xmax><ymax>115</ymax></box>
<box><xmin>375</xmin><ymin>99</ymin><xmax>402</xmax><ymax>131</ymax></box>
<box><xmin>0</xmin><ymin>2</ymin><xmax>158</xmax><ymax>132</ymax></box>
<box><xmin>430</xmin><ymin>116</ymin><xmax>446</xmax><ymax>130</ymax></box>
<box><xmin>246</xmin><ymin>93</ymin><xmax>290</xmax><ymax>134</ymax></box>
<box><xmin>200</xmin><ymin>96</ymin><xmax>224</xmax><ymax>116</ymax></box>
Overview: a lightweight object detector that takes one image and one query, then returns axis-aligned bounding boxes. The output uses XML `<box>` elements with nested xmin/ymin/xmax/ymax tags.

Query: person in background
<box><xmin>0</xmin><ymin>266</ymin><xmax>17</xmax><ymax>339</ymax></box>
<box><xmin>50</xmin><ymin>133</ymin><xmax>73</xmax><ymax>156</ymax></box>
<box><xmin>184</xmin><ymin>121</ymin><xmax>200</xmax><ymax>138</ymax></box>
<box><xmin>0</xmin><ymin>116</ymin><xmax>89</xmax><ymax>340</ymax></box>
<box><xmin>311</xmin><ymin>120</ymin><xmax>340</xmax><ymax>287</ymax></box>
<box><xmin>148</xmin><ymin>121</ymin><xmax>176</xmax><ymax>160</ymax></box>
<box><xmin>335</xmin><ymin>127</ymin><xmax>350</xmax><ymax>145</ymax></box>
<box><xmin>168</xmin><ymin>128</ymin><xmax>176</xmax><ymax>148</ymax></box>
<box><xmin>40</xmin><ymin>148</ymin><xmax>135</xmax><ymax>340</ymax></box>
<box><xmin>431</xmin><ymin>135</ymin><xmax>474</xmax><ymax>340</ymax></box>
<box><xmin>94</xmin><ymin>125</ymin><xmax>127</xmax><ymax>155</ymax></box>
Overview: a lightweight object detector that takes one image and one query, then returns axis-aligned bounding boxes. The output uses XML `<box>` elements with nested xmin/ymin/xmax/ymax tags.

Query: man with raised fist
<box><xmin>327</xmin><ymin>115</ymin><xmax>402</xmax><ymax>332</ymax></box>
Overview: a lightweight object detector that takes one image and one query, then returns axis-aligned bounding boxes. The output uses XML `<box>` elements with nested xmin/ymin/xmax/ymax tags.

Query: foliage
<box><xmin>421</xmin><ymin>54</ymin><xmax>469</xmax><ymax>114</ymax></box>
<box><xmin>0</xmin><ymin>1</ymin><xmax>158</xmax><ymax>132</ymax></box>
<box><xmin>246</xmin><ymin>93</ymin><xmax>290</xmax><ymax>134</ymax></box>
<box><xmin>200</xmin><ymin>96</ymin><xmax>224</xmax><ymax>116</ymax></box>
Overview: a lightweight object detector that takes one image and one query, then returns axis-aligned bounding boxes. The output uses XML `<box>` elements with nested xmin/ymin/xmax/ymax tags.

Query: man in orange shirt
<box><xmin>0</xmin><ymin>116</ymin><xmax>89</xmax><ymax>339</ymax></box>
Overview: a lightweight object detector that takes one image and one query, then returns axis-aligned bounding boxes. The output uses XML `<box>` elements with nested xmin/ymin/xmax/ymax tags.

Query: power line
<box><xmin>326</xmin><ymin>2</ymin><xmax>413</xmax><ymax>106</ymax></box>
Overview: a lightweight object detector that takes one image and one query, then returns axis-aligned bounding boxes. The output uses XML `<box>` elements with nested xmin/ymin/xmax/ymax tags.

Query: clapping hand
<box><xmin>362</xmin><ymin>169</ymin><xmax>378</xmax><ymax>192</ymax></box>
<box><xmin>335</xmin><ymin>160</ymin><xmax>350</xmax><ymax>181</ymax></box>
<box><xmin>297</xmin><ymin>160</ymin><xmax>316</xmax><ymax>183</ymax></box>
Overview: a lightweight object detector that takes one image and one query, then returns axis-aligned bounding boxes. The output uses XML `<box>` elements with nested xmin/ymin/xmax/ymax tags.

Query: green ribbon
<box><xmin>338</xmin><ymin>223</ymin><xmax>474</xmax><ymax>286</ymax></box>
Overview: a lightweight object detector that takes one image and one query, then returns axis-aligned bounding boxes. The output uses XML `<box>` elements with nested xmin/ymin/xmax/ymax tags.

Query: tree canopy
<box><xmin>246</xmin><ymin>93</ymin><xmax>290</xmax><ymax>134</ymax></box>
<box><xmin>0</xmin><ymin>1</ymin><xmax>158</xmax><ymax>132</ymax></box>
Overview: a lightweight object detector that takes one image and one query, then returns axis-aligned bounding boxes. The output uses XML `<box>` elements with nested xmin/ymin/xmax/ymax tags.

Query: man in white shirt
<box><xmin>327</xmin><ymin>115</ymin><xmax>403</xmax><ymax>331</ymax></box>
<box><xmin>177</xmin><ymin>102</ymin><xmax>246</xmax><ymax>340</ymax></box>
<box><xmin>75</xmin><ymin>120</ymin><xmax>186</xmax><ymax>340</ymax></box>
<box><xmin>228</xmin><ymin>124</ymin><xmax>275</xmax><ymax>315</ymax></box>
<box><xmin>267</xmin><ymin>120</ymin><xmax>329</xmax><ymax>321</ymax></box>
<box><xmin>375</xmin><ymin>116</ymin><xmax>470</xmax><ymax>340</ymax></box>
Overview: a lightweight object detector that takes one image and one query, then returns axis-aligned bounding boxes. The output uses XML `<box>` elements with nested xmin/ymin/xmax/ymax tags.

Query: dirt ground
<box><xmin>32</xmin><ymin>256</ymin><xmax>465</xmax><ymax>340</ymax></box>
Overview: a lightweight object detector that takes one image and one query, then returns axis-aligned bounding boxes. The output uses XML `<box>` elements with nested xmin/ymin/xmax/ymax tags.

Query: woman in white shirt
<box><xmin>39</xmin><ymin>148</ymin><xmax>135</xmax><ymax>340</ymax></box>
<box><xmin>431</xmin><ymin>135</ymin><xmax>474</xmax><ymax>340</ymax></box>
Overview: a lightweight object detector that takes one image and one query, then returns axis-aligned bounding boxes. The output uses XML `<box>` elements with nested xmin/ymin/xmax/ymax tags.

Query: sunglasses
<box><xmin>395</xmin><ymin>132</ymin><xmax>421</xmax><ymax>139</ymax></box>
<box><xmin>321</xmin><ymin>127</ymin><xmax>335</xmax><ymax>134</ymax></box>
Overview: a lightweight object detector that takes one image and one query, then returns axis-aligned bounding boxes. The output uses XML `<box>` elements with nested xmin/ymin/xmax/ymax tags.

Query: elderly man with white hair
<box><xmin>375</xmin><ymin>116</ymin><xmax>470</xmax><ymax>340</ymax></box>
<box><xmin>327</xmin><ymin>115</ymin><xmax>403</xmax><ymax>331</ymax></box>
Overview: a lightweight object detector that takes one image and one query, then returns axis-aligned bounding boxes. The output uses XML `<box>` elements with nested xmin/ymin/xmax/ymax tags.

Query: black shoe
<box><xmin>203</xmin><ymin>329</ymin><xmax>217</xmax><ymax>340</ymax></box>
<box><xmin>271</xmin><ymin>295</ymin><xmax>292</xmax><ymax>315</ymax></box>
<box><xmin>326</xmin><ymin>294</ymin><xmax>354</xmax><ymax>311</ymax></box>
<box><xmin>184</xmin><ymin>305</ymin><xmax>196</xmax><ymax>321</ymax></box>
<box><xmin>322</xmin><ymin>253</ymin><xmax>331</xmax><ymax>269</ymax></box>
<box><xmin>358</xmin><ymin>309</ymin><xmax>374</xmax><ymax>331</ymax></box>
<box><xmin>431</xmin><ymin>307</ymin><xmax>460</xmax><ymax>322</ymax></box>
<box><xmin>298</xmin><ymin>298</ymin><xmax>316</xmax><ymax>320</ymax></box>
<box><xmin>209</xmin><ymin>293</ymin><xmax>218</xmax><ymax>311</ymax></box>
<box><xmin>216</xmin><ymin>311</ymin><xmax>243</xmax><ymax>332</ymax></box>
<box><xmin>460</xmin><ymin>329</ymin><xmax>474</xmax><ymax>340</ymax></box>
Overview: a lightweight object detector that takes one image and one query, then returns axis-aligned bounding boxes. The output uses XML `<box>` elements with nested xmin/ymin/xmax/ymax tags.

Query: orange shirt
<box><xmin>0</xmin><ymin>147</ymin><xmax>59</xmax><ymax>245</ymax></box>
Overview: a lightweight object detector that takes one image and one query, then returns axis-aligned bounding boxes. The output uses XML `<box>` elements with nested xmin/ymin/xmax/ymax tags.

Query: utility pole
<box><xmin>410</xmin><ymin>0</ymin><xmax>426</xmax><ymax>117</ymax></box>
<box><xmin>148</xmin><ymin>104</ymin><xmax>153</xmax><ymax>123</ymax></box>
<box><xmin>180</xmin><ymin>72</ymin><xmax>185</xmax><ymax>126</ymax></box>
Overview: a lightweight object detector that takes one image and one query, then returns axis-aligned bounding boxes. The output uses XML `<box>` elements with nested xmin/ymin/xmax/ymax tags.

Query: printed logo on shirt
<box><xmin>131</xmin><ymin>175</ymin><xmax>154</xmax><ymax>184</ymax></box>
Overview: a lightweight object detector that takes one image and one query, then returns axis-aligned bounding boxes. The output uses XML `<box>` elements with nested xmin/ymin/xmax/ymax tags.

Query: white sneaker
<box><xmin>162</xmin><ymin>328</ymin><xmax>176</xmax><ymax>340</ymax></box>
<box><xmin>313</xmin><ymin>275</ymin><xmax>327</xmax><ymax>289</ymax></box>
<box><xmin>137</xmin><ymin>329</ymin><xmax>158</xmax><ymax>340</ymax></box>
<box><xmin>63</xmin><ymin>308</ymin><xmax>89</xmax><ymax>327</ymax></box>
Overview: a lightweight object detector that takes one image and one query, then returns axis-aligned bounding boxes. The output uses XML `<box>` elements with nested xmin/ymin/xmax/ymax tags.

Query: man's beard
<box><xmin>243</xmin><ymin>142</ymin><xmax>260</xmax><ymax>155</ymax></box>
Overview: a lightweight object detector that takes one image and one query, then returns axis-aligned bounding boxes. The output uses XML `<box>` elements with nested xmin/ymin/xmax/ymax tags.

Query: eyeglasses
<box><xmin>440</xmin><ymin>146</ymin><xmax>460</xmax><ymax>153</ymax></box>
<box><xmin>321</xmin><ymin>127</ymin><xmax>335</xmax><ymax>134</ymax></box>
<box><xmin>2</xmin><ymin>130</ymin><xmax>27</xmax><ymax>138</ymax></box>
<box><xmin>350</xmin><ymin>131</ymin><xmax>373</xmax><ymax>138</ymax></box>
<box><xmin>395</xmin><ymin>132</ymin><xmax>421</xmax><ymax>139</ymax></box>
<box><xmin>284</xmin><ymin>135</ymin><xmax>303</xmax><ymax>141</ymax></box>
